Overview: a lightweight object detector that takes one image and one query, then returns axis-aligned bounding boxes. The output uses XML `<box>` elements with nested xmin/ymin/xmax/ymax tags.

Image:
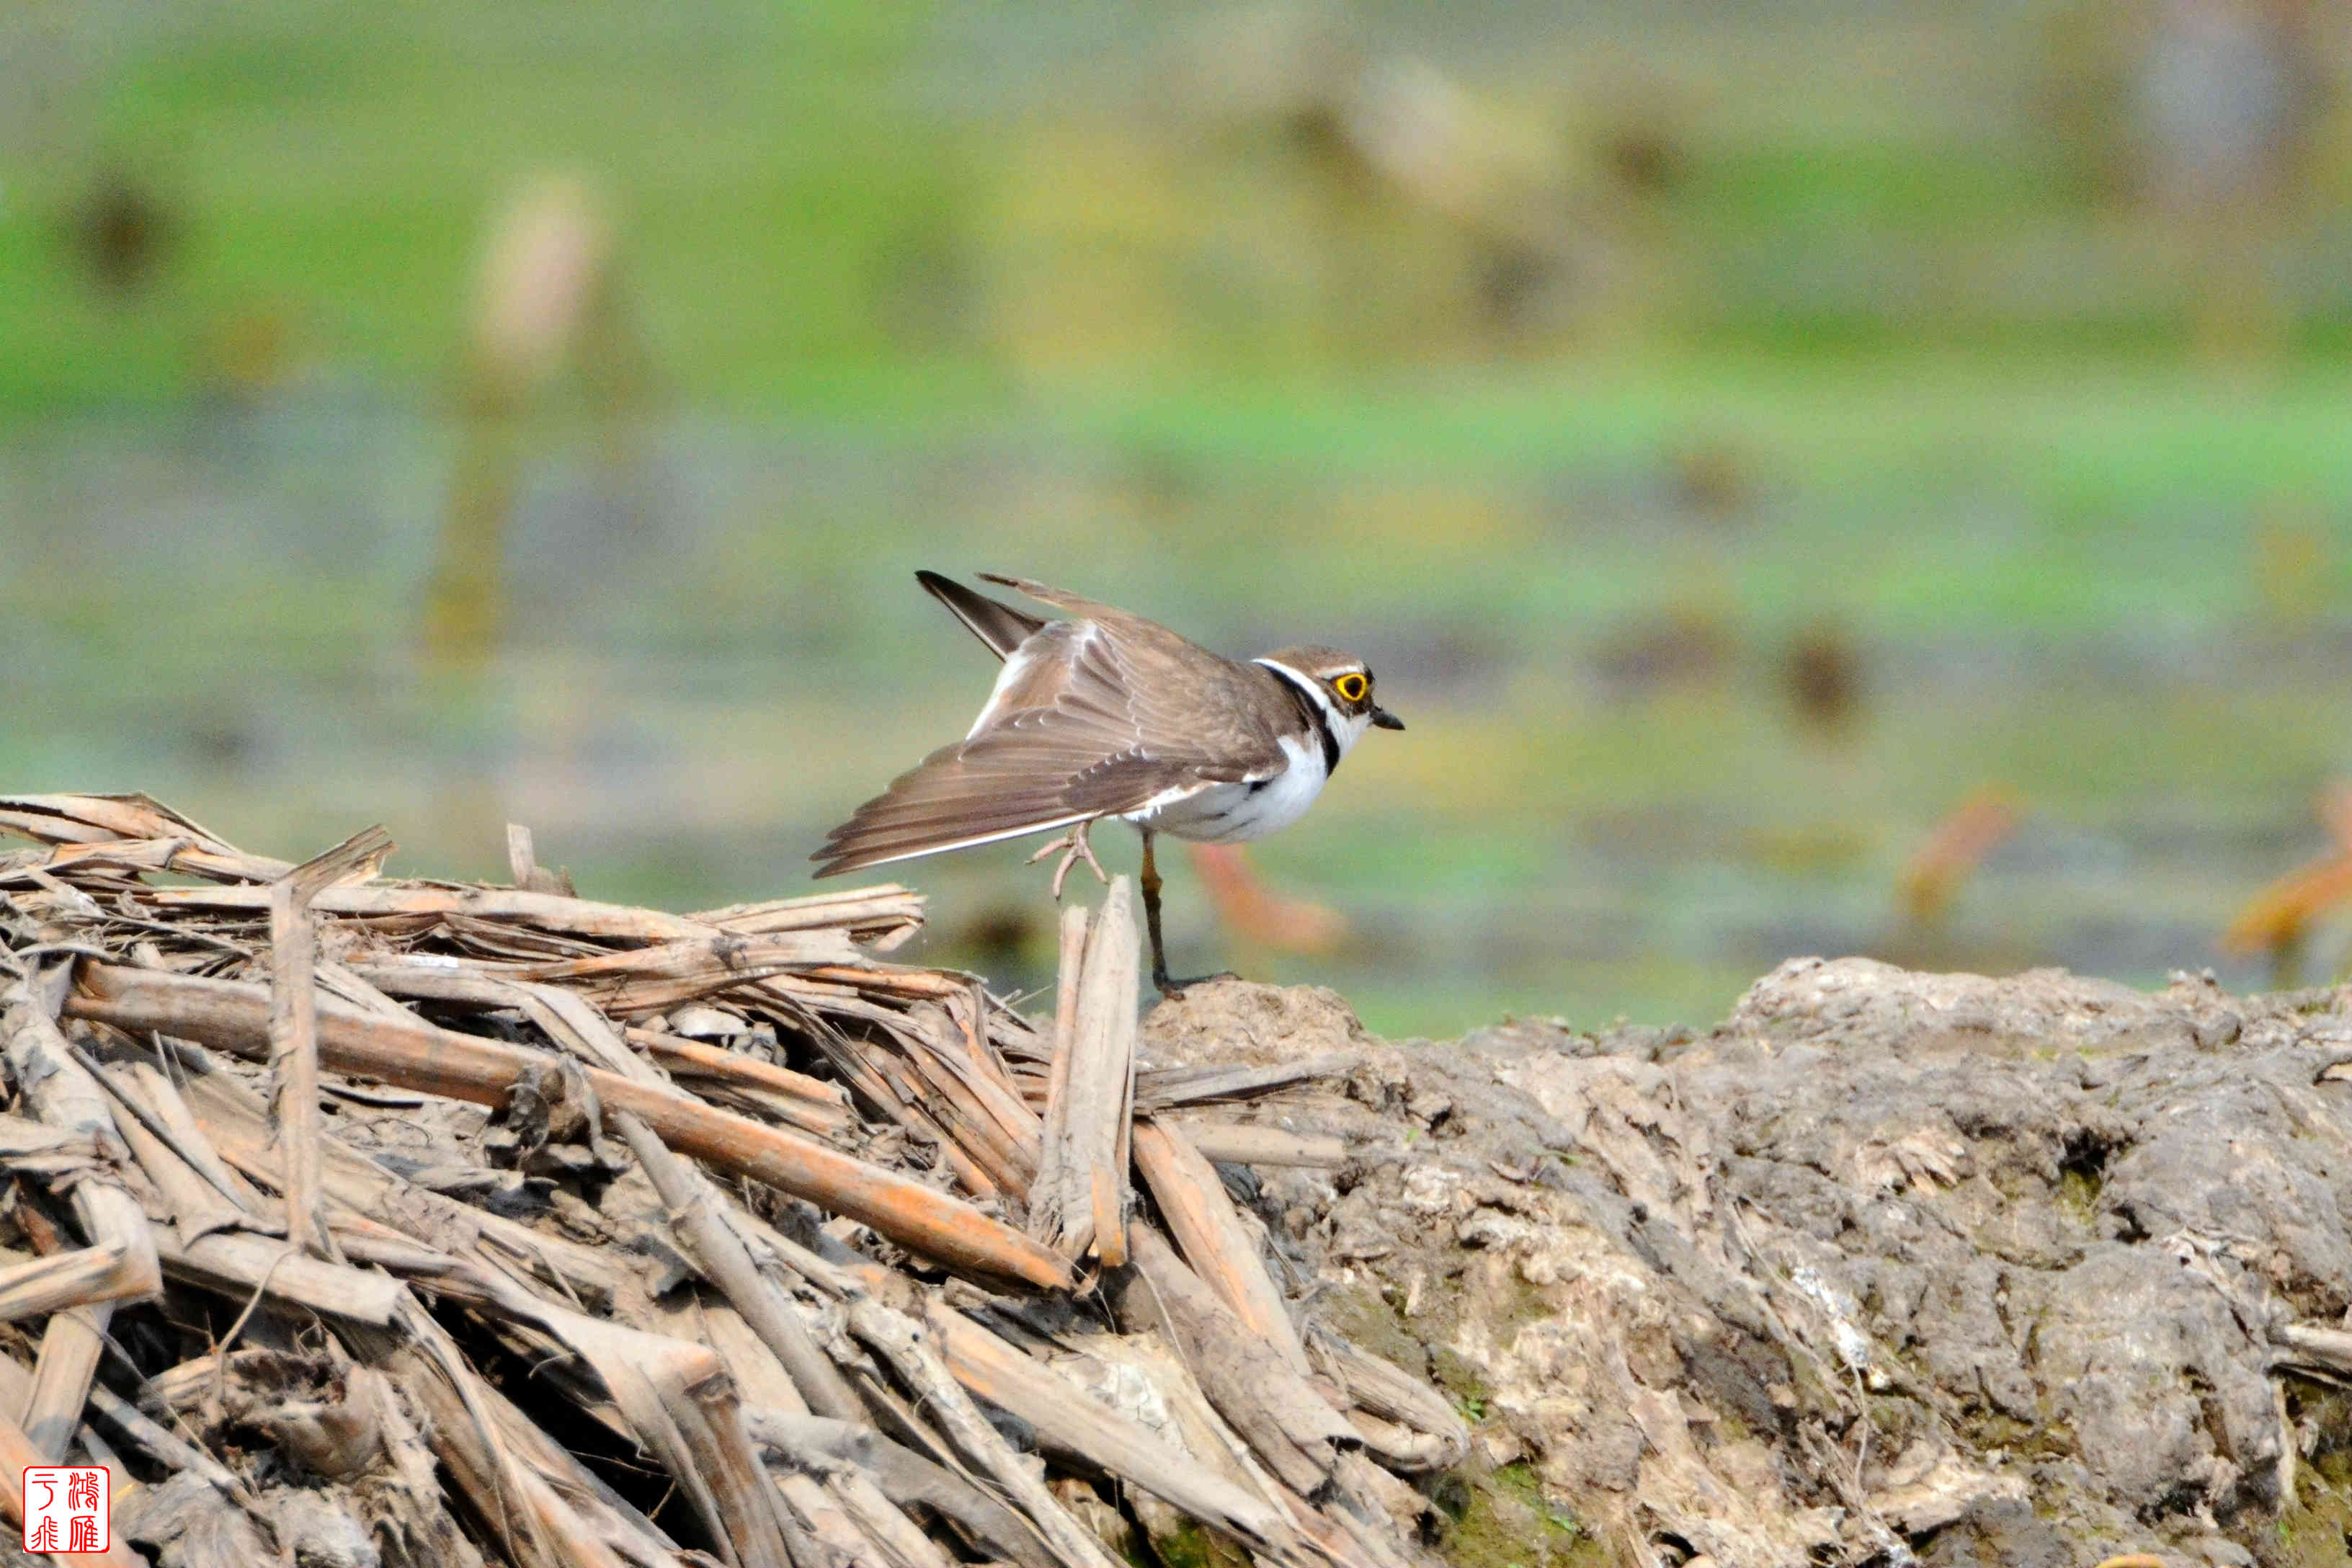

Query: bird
<box><xmin>812</xmin><ymin>571</ymin><xmax>1404</xmax><ymax>994</ymax></box>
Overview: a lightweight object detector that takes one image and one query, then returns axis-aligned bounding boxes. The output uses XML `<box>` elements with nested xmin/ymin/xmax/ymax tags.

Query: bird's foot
<box><xmin>1030</xmin><ymin>821</ymin><xmax>1109</xmax><ymax>899</ymax></box>
<box><xmin>1152</xmin><ymin>967</ymin><xmax>1242</xmax><ymax>999</ymax></box>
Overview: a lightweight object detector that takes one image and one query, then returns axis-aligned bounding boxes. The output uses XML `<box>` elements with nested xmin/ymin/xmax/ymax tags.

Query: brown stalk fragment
<box><xmin>544</xmin><ymin>1308</ymin><xmax>798</xmax><ymax>1568</ymax></box>
<box><xmin>615</xmin><ymin>1110</ymin><xmax>864</xmax><ymax>1421</ymax></box>
<box><xmin>348</xmin><ymin>1304</ymin><xmax>674</xmax><ymax>1568</ymax></box>
<box><xmin>1133</xmin><ymin>1117</ymin><xmax>1311</xmax><ymax>1373</ymax></box>
<box><xmin>845</xmin><ymin>1295</ymin><xmax>1121</xmax><ymax>1568</ymax></box>
<box><xmin>1</xmin><ymin>963</ymin><xmax>161</xmax><ymax>1461</ymax></box>
<box><xmin>1134</xmin><ymin>1052</ymin><xmax>1363</xmax><ymax>1110</ymax></box>
<box><xmin>1111</xmin><ymin>1224</ymin><xmax>1354</xmax><ymax>1497</ymax></box>
<box><xmin>269</xmin><ymin>824</ymin><xmax>394</xmax><ymax>1260</ymax></box>
<box><xmin>908</xmin><ymin>1289</ymin><xmax>1303</xmax><ymax>1559</ymax></box>
<box><xmin>1308</xmin><ymin>1331</ymin><xmax>1470</xmax><ymax>1473</ymax></box>
<box><xmin>744</xmin><ymin>1407</ymin><xmax>1051</xmax><ymax>1568</ymax></box>
<box><xmin>1030</xmin><ymin>877</ymin><xmax>1139</xmax><ymax>1264</ymax></box>
<box><xmin>1172</xmin><ymin>1120</ymin><xmax>1350</xmax><ymax>1167</ymax></box>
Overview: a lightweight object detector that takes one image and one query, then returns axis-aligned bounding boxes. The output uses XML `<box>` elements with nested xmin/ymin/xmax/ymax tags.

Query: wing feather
<box><xmin>812</xmin><ymin>578</ymin><xmax>1296</xmax><ymax>877</ymax></box>
<box><xmin>917</xmin><ymin>570</ymin><xmax>1043</xmax><ymax>660</ymax></box>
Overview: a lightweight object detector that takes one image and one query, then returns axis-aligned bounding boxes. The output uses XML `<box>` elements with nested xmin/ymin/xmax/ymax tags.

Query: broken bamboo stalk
<box><xmin>353</xmin><ymin>1304</ymin><xmax>662</xmax><ymax>1568</ymax></box>
<box><xmin>270</xmin><ymin>826</ymin><xmax>392</xmax><ymax>1260</ymax></box>
<box><xmin>625</xmin><ymin>1027</ymin><xmax>852</xmax><ymax>1124</ymax></box>
<box><xmin>827</xmin><ymin>1467</ymin><xmax>959</xmax><ymax>1568</ymax></box>
<box><xmin>846</xmin><ymin>1295</ymin><xmax>1121</xmax><ymax>1568</ymax></box>
<box><xmin>1045</xmin><ymin>904</ymin><xmax>1087</xmax><ymax>1110</ymax></box>
<box><xmin>155</xmin><ymin>1231</ymin><xmax>405</xmax><ymax>1324</ymax></box>
<box><xmin>84</xmin><ymin>1381</ymin><xmax>249</xmax><ymax>1502</ymax></box>
<box><xmin>744</xmin><ymin>1408</ymin><xmax>1051</xmax><ymax>1568</ymax></box>
<box><xmin>1175</xmin><ymin>1121</ymin><xmax>1351</xmax><ymax>1168</ymax></box>
<box><xmin>0</xmin><ymin>792</ymin><xmax>293</xmax><ymax>883</ymax></box>
<box><xmin>90</xmin><ymin>1053</ymin><xmax>267</xmax><ymax>1234</ymax></box>
<box><xmin>170</xmin><ymin>1052</ymin><xmax>631</xmax><ymax>1314</ymax></box>
<box><xmin>359</xmin><ymin>962</ymin><xmax>855</xmax><ymax>1139</ymax></box>
<box><xmin>1136</xmin><ymin>1053</ymin><xmax>1363</xmax><ymax>1110</ymax></box>
<box><xmin>148</xmin><ymin>874</ymin><xmax>925</xmax><ymax>950</ymax></box>
<box><xmin>688</xmin><ymin>886</ymin><xmax>925</xmax><ymax>948</ymax></box>
<box><xmin>0</xmin><ymin>1247</ymin><xmax>153</xmax><ymax>1327</ymax></box>
<box><xmin>771</xmin><ymin>1470</ymin><xmax>875</xmax><ymax>1567</ymax></box>
<box><xmin>150</xmin><ymin>881</ymin><xmax>730</xmax><ymax>941</ymax></box>
<box><xmin>1309</xmin><ymin>1332</ymin><xmax>1470</xmax><ymax>1473</ymax></box>
<box><xmin>505</xmin><ymin>822</ymin><xmax>569</xmax><ymax>895</ymax></box>
<box><xmin>545</xmin><ymin>1306</ymin><xmax>798</xmax><ymax>1568</ymax></box>
<box><xmin>1030</xmin><ymin>877</ymin><xmax>1139</xmax><ymax>1265</ymax></box>
<box><xmin>1133</xmin><ymin>1117</ymin><xmax>1310</xmax><ymax>1374</ymax></box>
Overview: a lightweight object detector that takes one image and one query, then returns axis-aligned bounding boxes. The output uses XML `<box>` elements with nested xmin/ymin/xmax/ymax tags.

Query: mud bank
<box><xmin>1147</xmin><ymin>960</ymin><xmax>2352</xmax><ymax>1568</ymax></box>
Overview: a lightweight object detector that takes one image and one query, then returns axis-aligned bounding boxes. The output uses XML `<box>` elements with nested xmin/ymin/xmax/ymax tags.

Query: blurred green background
<box><xmin>9</xmin><ymin>0</ymin><xmax>2352</xmax><ymax>1036</ymax></box>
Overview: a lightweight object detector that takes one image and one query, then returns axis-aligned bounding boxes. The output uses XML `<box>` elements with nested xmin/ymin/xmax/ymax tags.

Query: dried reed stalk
<box><xmin>1175</xmin><ymin>1120</ymin><xmax>1350</xmax><ymax>1167</ymax></box>
<box><xmin>615</xmin><ymin>1112</ymin><xmax>863</xmax><ymax>1422</ymax></box>
<box><xmin>1133</xmin><ymin>1117</ymin><xmax>1311</xmax><ymax>1373</ymax></box>
<box><xmin>0</xmin><ymin>796</ymin><xmax>1457</xmax><ymax>1568</ymax></box>
<box><xmin>909</xmin><ymin>1289</ymin><xmax>1302</xmax><ymax>1556</ymax></box>
<box><xmin>1113</xmin><ymin>1224</ymin><xmax>1354</xmax><ymax>1497</ymax></box>
<box><xmin>1</xmin><ymin>964</ymin><xmax>160</xmax><ymax>1463</ymax></box>
<box><xmin>268</xmin><ymin>825</ymin><xmax>391</xmax><ymax>1259</ymax></box>
<box><xmin>1030</xmin><ymin>878</ymin><xmax>1139</xmax><ymax>1265</ymax></box>
<box><xmin>846</xmin><ymin>1296</ymin><xmax>1120</xmax><ymax>1568</ymax></box>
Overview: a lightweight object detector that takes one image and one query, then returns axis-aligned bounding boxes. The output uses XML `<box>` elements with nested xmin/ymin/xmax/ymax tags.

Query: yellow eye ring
<box><xmin>1333</xmin><ymin>673</ymin><xmax>1368</xmax><ymax>703</ymax></box>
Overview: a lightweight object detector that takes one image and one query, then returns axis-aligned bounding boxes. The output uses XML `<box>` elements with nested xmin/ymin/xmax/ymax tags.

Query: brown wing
<box><xmin>811</xmin><ymin>603</ymin><xmax>1291</xmax><ymax>877</ymax></box>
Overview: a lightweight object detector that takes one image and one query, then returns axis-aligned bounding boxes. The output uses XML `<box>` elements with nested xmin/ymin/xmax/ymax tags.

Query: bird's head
<box><xmin>1257</xmin><ymin>646</ymin><xmax>1404</xmax><ymax>757</ymax></box>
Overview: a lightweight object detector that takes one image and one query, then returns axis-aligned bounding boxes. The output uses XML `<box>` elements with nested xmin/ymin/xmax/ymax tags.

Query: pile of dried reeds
<box><xmin>0</xmin><ymin>793</ymin><xmax>1464</xmax><ymax>1568</ymax></box>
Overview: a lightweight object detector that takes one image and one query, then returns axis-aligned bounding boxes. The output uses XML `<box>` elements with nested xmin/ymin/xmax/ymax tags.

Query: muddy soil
<box><xmin>1144</xmin><ymin>958</ymin><xmax>2352</xmax><ymax>1568</ymax></box>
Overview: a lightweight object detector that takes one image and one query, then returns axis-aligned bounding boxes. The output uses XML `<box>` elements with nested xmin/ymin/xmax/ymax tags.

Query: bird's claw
<box><xmin>1029</xmin><ymin>821</ymin><xmax>1108</xmax><ymax>899</ymax></box>
<box><xmin>1153</xmin><ymin>967</ymin><xmax>1239</xmax><ymax>999</ymax></box>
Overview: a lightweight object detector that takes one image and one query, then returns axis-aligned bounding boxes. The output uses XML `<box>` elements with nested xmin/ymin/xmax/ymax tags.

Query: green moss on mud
<box><xmin>1319</xmin><ymin>1282</ymin><xmax>1608</xmax><ymax>1565</ymax></box>
<box><xmin>1322</xmin><ymin>1278</ymin><xmax>1497</xmax><ymax>1412</ymax></box>
<box><xmin>2264</xmin><ymin>1378</ymin><xmax>2352</xmax><ymax>1568</ymax></box>
<box><xmin>2266</xmin><ymin>1479</ymin><xmax>2352</xmax><ymax>1568</ymax></box>
<box><xmin>2055</xmin><ymin>1165</ymin><xmax>2102</xmax><ymax>1222</ymax></box>
<box><xmin>1323</xmin><ymin>1285</ymin><xmax>1437</xmax><ymax>1380</ymax></box>
<box><xmin>1964</xmin><ymin>1410</ymin><xmax>2076</xmax><ymax>1464</ymax></box>
<box><xmin>1141</xmin><ymin>1516</ymin><xmax>1249</xmax><ymax>1568</ymax></box>
<box><xmin>1439</xmin><ymin>1462</ymin><xmax>1611</xmax><ymax>1568</ymax></box>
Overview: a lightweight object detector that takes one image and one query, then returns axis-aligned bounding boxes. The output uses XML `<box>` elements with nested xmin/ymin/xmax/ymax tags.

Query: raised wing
<box><xmin>812</xmin><ymin>608</ymin><xmax>1288</xmax><ymax>877</ymax></box>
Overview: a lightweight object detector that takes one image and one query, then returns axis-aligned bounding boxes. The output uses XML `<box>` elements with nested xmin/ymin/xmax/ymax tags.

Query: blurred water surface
<box><xmin>10</xmin><ymin>360</ymin><xmax>2352</xmax><ymax>1035</ymax></box>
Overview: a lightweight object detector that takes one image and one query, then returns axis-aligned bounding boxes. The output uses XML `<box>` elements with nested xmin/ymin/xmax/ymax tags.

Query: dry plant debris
<box><xmin>0</xmin><ymin>793</ymin><xmax>1465</xmax><ymax>1568</ymax></box>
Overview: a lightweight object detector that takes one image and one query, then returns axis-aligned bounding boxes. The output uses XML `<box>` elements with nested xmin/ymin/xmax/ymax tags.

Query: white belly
<box><xmin>1126</xmin><ymin>733</ymin><xmax>1329</xmax><ymax>845</ymax></box>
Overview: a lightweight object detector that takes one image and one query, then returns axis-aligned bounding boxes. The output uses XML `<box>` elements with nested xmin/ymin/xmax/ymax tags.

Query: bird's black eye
<box><xmin>1333</xmin><ymin>672</ymin><xmax>1368</xmax><ymax>703</ymax></box>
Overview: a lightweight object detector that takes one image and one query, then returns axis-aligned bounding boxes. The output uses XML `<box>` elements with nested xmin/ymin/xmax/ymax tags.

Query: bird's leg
<box><xmin>1029</xmin><ymin>819</ymin><xmax>1108</xmax><ymax>899</ymax></box>
<box><xmin>1141</xmin><ymin>829</ymin><xmax>1174</xmax><ymax>992</ymax></box>
<box><xmin>1140</xmin><ymin>829</ymin><xmax>1235</xmax><ymax>997</ymax></box>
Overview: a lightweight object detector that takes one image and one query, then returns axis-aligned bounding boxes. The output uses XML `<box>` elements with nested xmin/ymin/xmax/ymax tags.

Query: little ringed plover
<box><xmin>812</xmin><ymin>571</ymin><xmax>1403</xmax><ymax>993</ymax></box>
